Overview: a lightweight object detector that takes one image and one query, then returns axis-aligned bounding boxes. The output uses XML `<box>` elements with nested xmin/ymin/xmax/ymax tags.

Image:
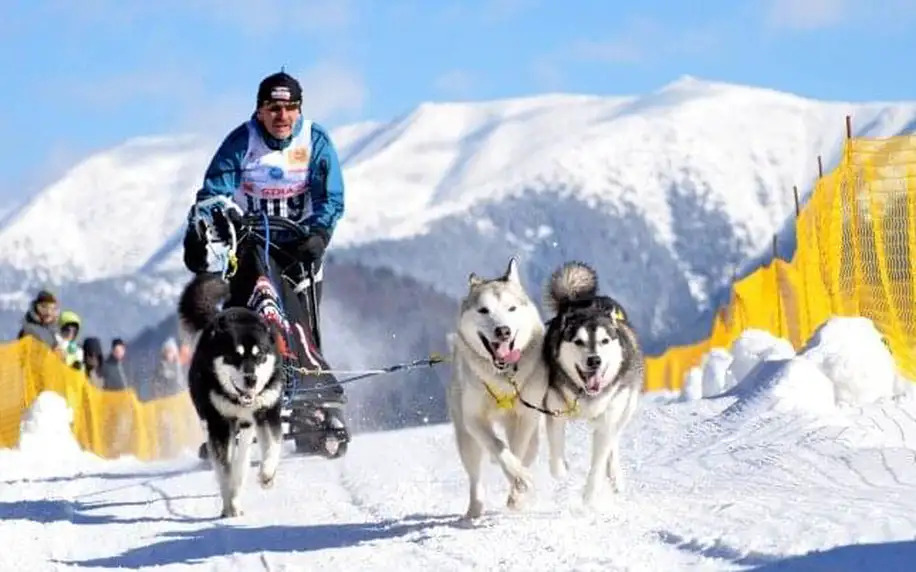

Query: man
<box><xmin>182</xmin><ymin>69</ymin><xmax>348</xmax><ymax>458</ymax></box>
<box><xmin>18</xmin><ymin>290</ymin><xmax>64</xmax><ymax>354</ymax></box>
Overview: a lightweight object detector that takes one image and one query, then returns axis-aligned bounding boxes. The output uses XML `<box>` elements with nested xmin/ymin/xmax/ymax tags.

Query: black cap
<box><xmin>35</xmin><ymin>290</ymin><xmax>57</xmax><ymax>304</ymax></box>
<box><xmin>257</xmin><ymin>71</ymin><xmax>302</xmax><ymax>106</ymax></box>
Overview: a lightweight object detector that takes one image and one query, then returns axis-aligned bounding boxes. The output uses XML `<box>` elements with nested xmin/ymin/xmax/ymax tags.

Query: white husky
<box><xmin>445</xmin><ymin>256</ymin><xmax>550</xmax><ymax>521</ymax></box>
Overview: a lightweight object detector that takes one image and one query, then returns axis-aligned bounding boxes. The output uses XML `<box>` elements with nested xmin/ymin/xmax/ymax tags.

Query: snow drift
<box><xmin>681</xmin><ymin>317</ymin><xmax>911</xmax><ymax>420</ymax></box>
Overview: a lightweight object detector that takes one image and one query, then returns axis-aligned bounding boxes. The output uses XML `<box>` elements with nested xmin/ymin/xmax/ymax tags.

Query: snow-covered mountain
<box><xmin>4</xmin><ymin>77</ymin><xmax>916</xmax><ymax>351</ymax></box>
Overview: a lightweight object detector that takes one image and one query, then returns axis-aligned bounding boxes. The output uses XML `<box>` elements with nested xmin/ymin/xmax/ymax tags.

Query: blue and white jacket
<box><xmin>194</xmin><ymin>114</ymin><xmax>345</xmax><ymax>244</ymax></box>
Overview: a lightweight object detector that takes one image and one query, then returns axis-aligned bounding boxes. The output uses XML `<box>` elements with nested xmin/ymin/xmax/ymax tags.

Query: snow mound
<box><xmin>727</xmin><ymin>352</ymin><xmax>838</xmax><ymax>418</ymax></box>
<box><xmin>727</xmin><ymin>329</ymin><xmax>796</xmax><ymax>389</ymax></box>
<box><xmin>0</xmin><ymin>391</ymin><xmax>104</xmax><ymax>481</ymax></box>
<box><xmin>683</xmin><ymin>317</ymin><xmax>910</xmax><ymax>421</ymax></box>
<box><xmin>679</xmin><ymin>330</ymin><xmax>794</xmax><ymax>402</ymax></box>
<box><xmin>17</xmin><ymin>391</ymin><xmax>84</xmax><ymax>457</ymax></box>
<box><xmin>680</xmin><ymin>348</ymin><xmax>734</xmax><ymax>402</ymax></box>
<box><xmin>799</xmin><ymin>316</ymin><xmax>899</xmax><ymax>406</ymax></box>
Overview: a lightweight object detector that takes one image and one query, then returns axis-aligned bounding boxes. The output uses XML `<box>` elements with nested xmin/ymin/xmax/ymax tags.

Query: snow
<box><xmin>13</xmin><ymin>392</ymin><xmax>87</xmax><ymax>467</ymax></box>
<box><xmin>3</xmin><ymin>318</ymin><xmax>916</xmax><ymax>571</ymax></box>
<box><xmin>682</xmin><ymin>317</ymin><xmax>907</xmax><ymax>414</ymax></box>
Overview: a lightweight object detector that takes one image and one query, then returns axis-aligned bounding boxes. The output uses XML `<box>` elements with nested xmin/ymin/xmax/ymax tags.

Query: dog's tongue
<box><xmin>494</xmin><ymin>343</ymin><xmax>522</xmax><ymax>364</ymax></box>
<box><xmin>586</xmin><ymin>374</ymin><xmax>602</xmax><ymax>393</ymax></box>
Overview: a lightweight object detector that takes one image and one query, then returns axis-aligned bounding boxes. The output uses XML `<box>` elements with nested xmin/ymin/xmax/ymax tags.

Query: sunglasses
<box><xmin>263</xmin><ymin>102</ymin><xmax>300</xmax><ymax>113</ymax></box>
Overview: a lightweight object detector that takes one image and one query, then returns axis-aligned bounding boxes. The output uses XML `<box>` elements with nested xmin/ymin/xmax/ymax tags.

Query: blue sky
<box><xmin>2</xmin><ymin>0</ymin><xmax>916</xmax><ymax>199</ymax></box>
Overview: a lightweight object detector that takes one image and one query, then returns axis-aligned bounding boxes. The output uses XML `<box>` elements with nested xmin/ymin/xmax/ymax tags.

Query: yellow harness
<box><xmin>482</xmin><ymin>371</ymin><xmax>582</xmax><ymax>417</ymax></box>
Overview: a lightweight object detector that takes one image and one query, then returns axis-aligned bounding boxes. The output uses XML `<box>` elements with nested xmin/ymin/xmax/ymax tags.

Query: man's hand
<box><xmin>183</xmin><ymin>200</ymin><xmax>242</xmax><ymax>275</ymax></box>
<box><xmin>211</xmin><ymin>206</ymin><xmax>242</xmax><ymax>243</ymax></box>
<box><xmin>297</xmin><ymin>229</ymin><xmax>328</xmax><ymax>265</ymax></box>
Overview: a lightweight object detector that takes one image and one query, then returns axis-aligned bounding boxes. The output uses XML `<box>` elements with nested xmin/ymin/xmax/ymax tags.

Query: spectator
<box><xmin>150</xmin><ymin>337</ymin><xmax>185</xmax><ymax>399</ymax></box>
<box><xmin>82</xmin><ymin>336</ymin><xmax>105</xmax><ymax>387</ymax></box>
<box><xmin>58</xmin><ymin>310</ymin><xmax>85</xmax><ymax>371</ymax></box>
<box><xmin>18</xmin><ymin>290</ymin><xmax>63</xmax><ymax>354</ymax></box>
<box><xmin>101</xmin><ymin>338</ymin><xmax>129</xmax><ymax>390</ymax></box>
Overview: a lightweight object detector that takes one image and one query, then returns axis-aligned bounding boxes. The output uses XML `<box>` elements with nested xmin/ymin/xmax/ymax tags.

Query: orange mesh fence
<box><xmin>0</xmin><ymin>336</ymin><xmax>202</xmax><ymax>460</ymax></box>
<box><xmin>643</xmin><ymin>128</ymin><xmax>916</xmax><ymax>391</ymax></box>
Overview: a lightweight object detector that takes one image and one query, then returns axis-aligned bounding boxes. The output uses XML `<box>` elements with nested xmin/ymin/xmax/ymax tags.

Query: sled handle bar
<box><xmin>236</xmin><ymin>213</ymin><xmax>312</xmax><ymax>241</ymax></box>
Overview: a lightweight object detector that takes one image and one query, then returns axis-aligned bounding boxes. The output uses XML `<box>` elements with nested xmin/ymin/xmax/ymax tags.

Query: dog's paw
<box><xmin>609</xmin><ymin>474</ymin><xmax>625</xmax><ymax>494</ymax></box>
<box><xmin>515</xmin><ymin>473</ymin><xmax>533</xmax><ymax>493</ymax></box>
<box><xmin>220</xmin><ymin>504</ymin><xmax>244</xmax><ymax>518</ymax></box>
<box><xmin>500</xmin><ymin>460</ymin><xmax>533</xmax><ymax>493</ymax></box>
<box><xmin>506</xmin><ymin>479</ymin><xmax>532</xmax><ymax>511</ymax></box>
<box><xmin>258</xmin><ymin>469</ymin><xmax>276</xmax><ymax>489</ymax></box>
<box><xmin>582</xmin><ymin>477</ymin><xmax>612</xmax><ymax>509</ymax></box>
<box><xmin>463</xmin><ymin>499</ymin><xmax>484</xmax><ymax>521</ymax></box>
<box><xmin>550</xmin><ymin>458</ymin><xmax>569</xmax><ymax>480</ymax></box>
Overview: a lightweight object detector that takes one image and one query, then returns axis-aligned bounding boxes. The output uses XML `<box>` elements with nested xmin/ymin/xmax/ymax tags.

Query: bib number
<box><xmin>246</xmin><ymin>194</ymin><xmax>307</xmax><ymax>220</ymax></box>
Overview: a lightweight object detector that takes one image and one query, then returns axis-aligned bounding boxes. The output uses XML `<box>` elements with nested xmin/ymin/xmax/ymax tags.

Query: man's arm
<box><xmin>305</xmin><ymin>123</ymin><xmax>345</xmax><ymax>241</ymax></box>
<box><xmin>195</xmin><ymin>122</ymin><xmax>251</xmax><ymax>203</ymax></box>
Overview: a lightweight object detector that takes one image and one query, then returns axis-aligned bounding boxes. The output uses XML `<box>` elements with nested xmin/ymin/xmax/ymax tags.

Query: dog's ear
<box><xmin>468</xmin><ymin>272</ymin><xmax>485</xmax><ymax>288</ymax></box>
<box><xmin>502</xmin><ymin>256</ymin><xmax>521</xmax><ymax>285</ymax></box>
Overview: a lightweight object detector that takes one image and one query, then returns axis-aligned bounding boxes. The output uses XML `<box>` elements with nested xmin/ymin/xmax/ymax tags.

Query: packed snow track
<box><xmin>4</xmin><ymin>319</ymin><xmax>916</xmax><ymax>571</ymax></box>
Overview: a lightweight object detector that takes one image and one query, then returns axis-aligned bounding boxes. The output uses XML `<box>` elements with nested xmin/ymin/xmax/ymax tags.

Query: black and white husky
<box><xmin>178</xmin><ymin>273</ymin><xmax>285</xmax><ymax>518</ymax></box>
<box><xmin>541</xmin><ymin>261</ymin><xmax>644</xmax><ymax>507</ymax></box>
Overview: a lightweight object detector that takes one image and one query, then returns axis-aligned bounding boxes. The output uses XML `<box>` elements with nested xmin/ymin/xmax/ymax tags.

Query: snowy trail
<box><xmin>5</xmin><ymin>393</ymin><xmax>916</xmax><ymax>571</ymax></box>
<box><xmin>6</xmin><ymin>319</ymin><xmax>916</xmax><ymax>571</ymax></box>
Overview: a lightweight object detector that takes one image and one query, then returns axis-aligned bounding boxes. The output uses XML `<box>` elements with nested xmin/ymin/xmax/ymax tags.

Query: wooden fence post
<box><xmin>773</xmin><ymin>234</ymin><xmax>783</xmax><ymax>337</ymax></box>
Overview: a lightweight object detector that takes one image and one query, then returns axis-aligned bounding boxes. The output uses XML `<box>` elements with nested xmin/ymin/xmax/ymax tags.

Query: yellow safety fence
<box><xmin>644</xmin><ymin>128</ymin><xmax>916</xmax><ymax>391</ymax></box>
<box><xmin>0</xmin><ymin>336</ymin><xmax>202</xmax><ymax>460</ymax></box>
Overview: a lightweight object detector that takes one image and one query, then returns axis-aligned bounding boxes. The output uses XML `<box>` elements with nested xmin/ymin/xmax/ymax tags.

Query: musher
<box><xmin>182</xmin><ymin>69</ymin><xmax>349</xmax><ymax>459</ymax></box>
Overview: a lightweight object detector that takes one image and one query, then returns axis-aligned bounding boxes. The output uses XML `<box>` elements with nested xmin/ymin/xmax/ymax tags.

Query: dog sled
<box><xmin>188</xmin><ymin>201</ymin><xmax>449</xmax><ymax>462</ymax></box>
<box><xmin>193</xmin><ymin>212</ymin><xmax>352</xmax><ymax>459</ymax></box>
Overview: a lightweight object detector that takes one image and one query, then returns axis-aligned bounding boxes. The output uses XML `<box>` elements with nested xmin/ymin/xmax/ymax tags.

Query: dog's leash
<box><xmin>284</xmin><ymin>352</ymin><xmax>451</xmax><ymax>389</ymax></box>
<box><xmin>482</xmin><ymin>368</ymin><xmax>583</xmax><ymax>418</ymax></box>
<box><xmin>283</xmin><ymin>350</ymin><xmax>581</xmax><ymax>418</ymax></box>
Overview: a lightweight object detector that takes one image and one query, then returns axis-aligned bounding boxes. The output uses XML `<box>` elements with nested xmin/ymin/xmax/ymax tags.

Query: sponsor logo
<box><xmin>255</xmin><ymin>184</ymin><xmax>306</xmax><ymax>199</ymax></box>
<box><xmin>269</xmin><ymin>166</ymin><xmax>284</xmax><ymax>180</ymax></box>
<box><xmin>271</xmin><ymin>87</ymin><xmax>291</xmax><ymax>101</ymax></box>
<box><xmin>288</xmin><ymin>147</ymin><xmax>309</xmax><ymax>165</ymax></box>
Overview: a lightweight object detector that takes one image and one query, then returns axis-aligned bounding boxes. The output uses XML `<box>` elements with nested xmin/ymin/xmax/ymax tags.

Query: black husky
<box><xmin>179</xmin><ymin>273</ymin><xmax>285</xmax><ymax>518</ymax></box>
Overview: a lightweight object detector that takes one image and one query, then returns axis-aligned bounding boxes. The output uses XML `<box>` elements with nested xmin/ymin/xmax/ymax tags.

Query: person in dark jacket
<box><xmin>18</xmin><ymin>290</ymin><xmax>63</xmax><ymax>355</ymax></box>
<box><xmin>82</xmin><ymin>336</ymin><xmax>105</xmax><ymax>387</ymax></box>
<box><xmin>150</xmin><ymin>337</ymin><xmax>185</xmax><ymax>399</ymax></box>
<box><xmin>100</xmin><ymin>338</ymin><xmax>129</xmax><ymax>391</ymax></box>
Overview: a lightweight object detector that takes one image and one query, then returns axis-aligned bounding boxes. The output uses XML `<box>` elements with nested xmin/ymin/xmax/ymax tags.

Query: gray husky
<box><xmin>541</xmin><ymin>261</ymin><xmax>644</xmax><ymax>507</ymax></box>
<box><xmin>445</xmin><ymin>256</ymin><xmax>550</xmax><ymax>521</ymax></box>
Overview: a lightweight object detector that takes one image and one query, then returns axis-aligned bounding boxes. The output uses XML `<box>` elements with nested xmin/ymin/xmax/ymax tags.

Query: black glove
<box><xmin>211</xmin><ymin>206</ymin><xmax>241</xmax><ymax>243</ymax></box>
<box><xmin>296</xmin><ymin>228</ymin><xmax>329</xmax><ymax>265</ymax></box>
<box><xmin>182</xmin><ymin>205</ymin><xmax>242</xmax><ymax>274</ymax></box>
<box><xmin>183</xmin><ymin>224</ymin><xmax>208</xmax><ymax>273</ymax></box>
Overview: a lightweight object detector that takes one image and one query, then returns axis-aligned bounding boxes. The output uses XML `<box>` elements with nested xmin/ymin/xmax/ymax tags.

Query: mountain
<box><xmin>3</xmin><ymin>77</ymin><xmax>916</xmax><ymax>354</ymax></box>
